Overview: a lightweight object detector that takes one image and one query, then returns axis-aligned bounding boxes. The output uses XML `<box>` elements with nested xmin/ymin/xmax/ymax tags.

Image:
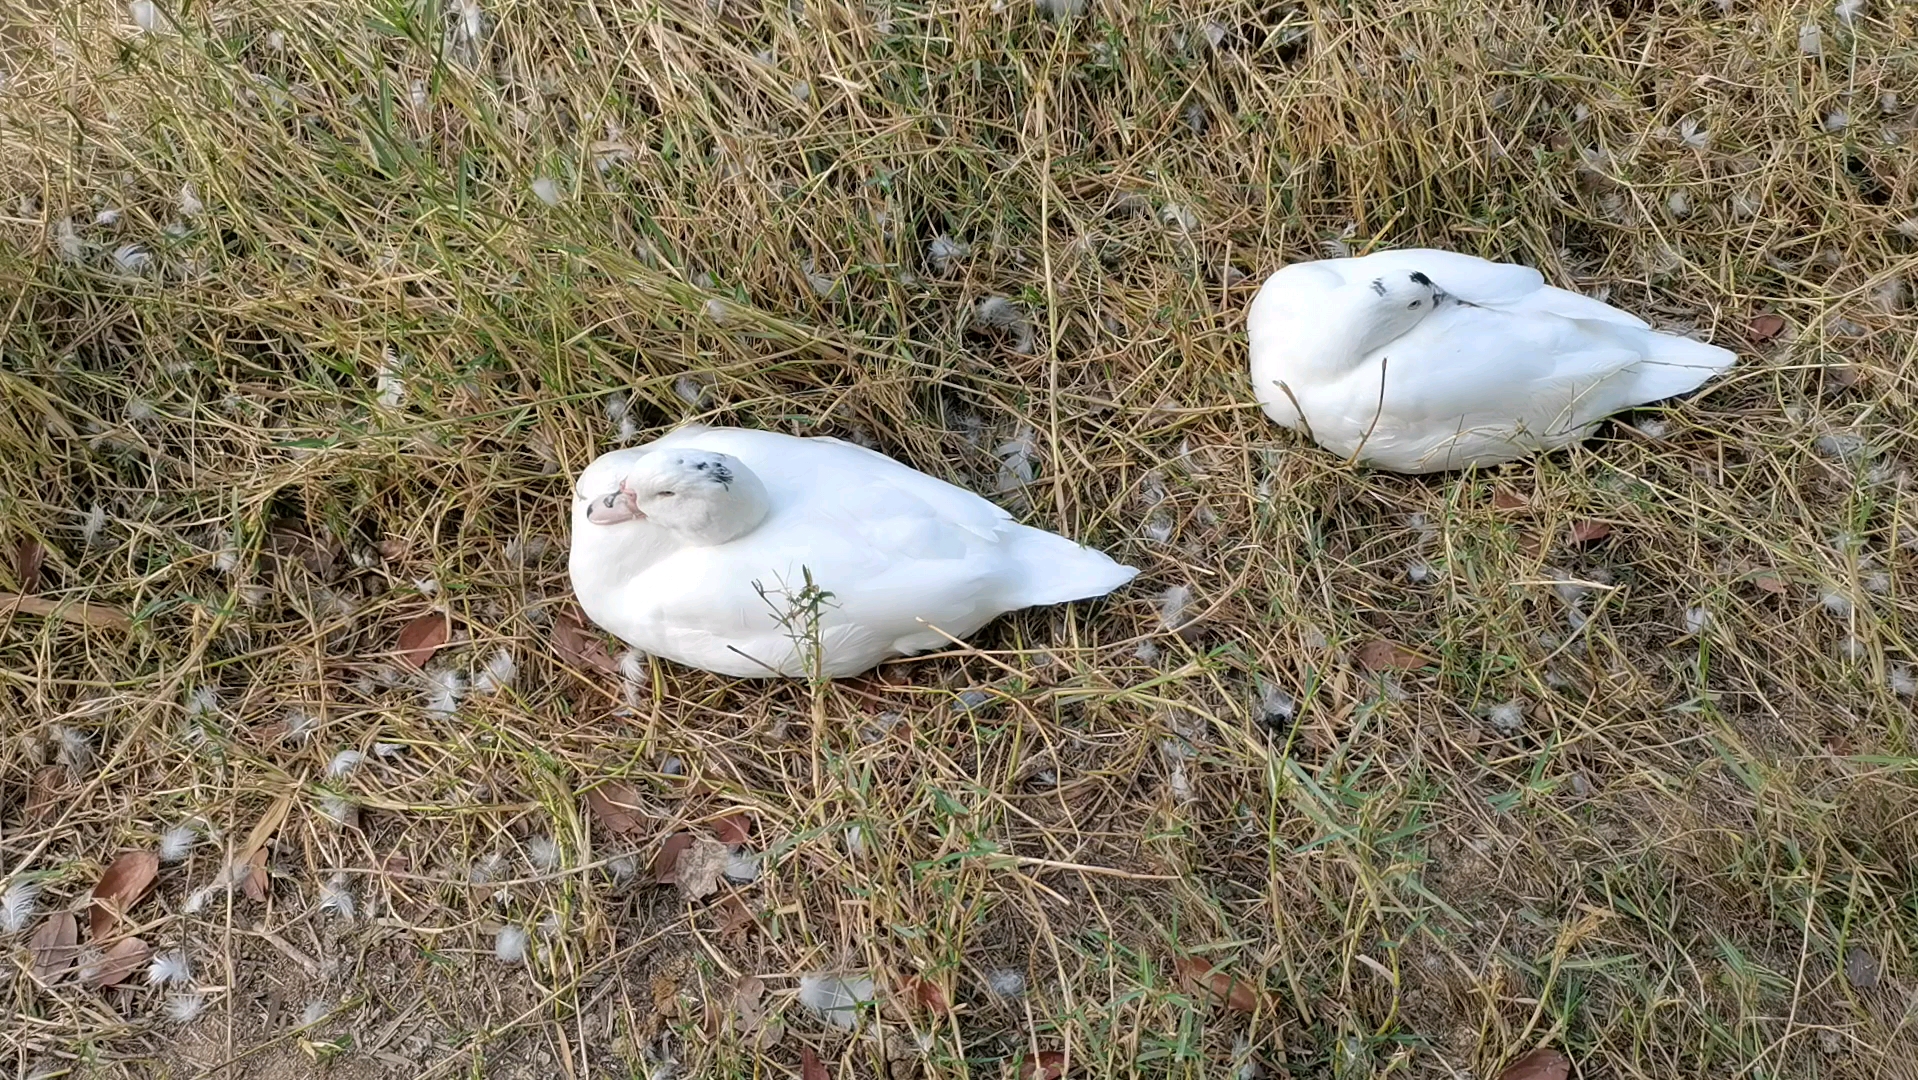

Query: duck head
<box><xmin>1349</xmin><ymin>270</ymin><xmax>1449</xmax><ymax>355</ymax></box>
<box><xmin>573</xmin><ymin>448</ymin><xmax>771</xmax><ymax>547</ymax></box>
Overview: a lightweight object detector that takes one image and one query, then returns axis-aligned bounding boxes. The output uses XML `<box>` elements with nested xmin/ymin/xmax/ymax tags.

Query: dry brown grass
<box><xmin>3</xmin><ymin>1</ymin><xmax>1917</xmax><ymax>1077</ymax></box>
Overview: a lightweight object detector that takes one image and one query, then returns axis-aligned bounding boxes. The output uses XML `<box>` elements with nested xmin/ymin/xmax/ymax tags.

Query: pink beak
<box><xmin>585</xmin><ymin>485</ymin><xmax>643</xmax><ymax>525</ymax></box>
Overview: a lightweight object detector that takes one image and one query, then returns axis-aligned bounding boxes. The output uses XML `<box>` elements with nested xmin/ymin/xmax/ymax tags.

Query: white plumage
<box><xmin>1246</xmin><ymin>248</ymin><xmax>1737</xmax><ymax>473</ymax></box>
<box><xmin>567</xmin><ymin>426</ymin><xmax>1136</xmax><ymax>678</ymax></box>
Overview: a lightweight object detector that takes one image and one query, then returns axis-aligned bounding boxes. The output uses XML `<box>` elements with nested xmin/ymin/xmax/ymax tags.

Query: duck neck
<box><xmin>1252</xmin><ymin>292</ymin><xmax>1379</xmax><ymax>387</ymax></box>
<box><xmin>568</xmin><ymin>505</ymin><xmax>683</xmax><ymax>596</ymax></box>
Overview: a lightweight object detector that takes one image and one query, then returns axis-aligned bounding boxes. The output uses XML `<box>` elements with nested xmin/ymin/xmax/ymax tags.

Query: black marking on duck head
<box><xmin>1370</xmin><ymin>278</ymin><xmax>1387</xmax><ymax>296</ymax></box>
<box><xmin>692</xmin><ymin>457</ymin><xmax>734</xmax><ymax>489</ymax></box>
<box><xmin>1408</xmin><ymin>271</ymin><xmax>1433</xmax><ymax>287</ymax></box>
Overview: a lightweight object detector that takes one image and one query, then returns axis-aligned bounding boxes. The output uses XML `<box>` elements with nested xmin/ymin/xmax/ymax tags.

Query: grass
<box><xmin>2</xmin><ymin>0</ymin><xmax>1916</xmax><ymax>1077</ymax></box>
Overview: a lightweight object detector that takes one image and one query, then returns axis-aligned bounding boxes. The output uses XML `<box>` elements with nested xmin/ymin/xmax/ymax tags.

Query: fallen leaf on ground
<box><xmin>236</xmin><ymin>794</ymin><xmax>291</xmax><ymax>903</ymax></box>
<box><xmin>14</xmin><ymin>539</ymin><xmax>45</xmax><ymax>592</ymax></box>
<box><xmin>89</xmin><ymin>936</ymin><xmax>149</xmax><ymax>987</ymax></box>
<box><xmin>586</xmin><ymin>780</ymin><xmax>652</xmax><ymax>838</ymax></box>
<box><xmin>266</xmin><ymin>522</ymin><xmax>340</xmax><ymax>577</ymax></box>
<box><xmin>671</xmin><ymin>837</ymin><xmax>730</xmax><ymax>900</ymax></box>
<box><xmin>1496</xmin><ymin>1048</ymin><xmax>1570</xmax><ymax>1080</ymax></box>
<box><xmin>1355</xmin><ymin>639</ymin><xmax>1431</xmax><ymax>673</ymax></box>
<box><xmin>373</xmin><ymin>538</ymin><xmax>407</xmax><ymax>561</ymax></box>
<box><xmin>800</xmin><ymin>1046</ymin><xmax>829</xmax><ymax>1080</ymax></box>
<box><xmin>713</xmin><ymin>811</ymin><xmax>753</xmax><ymax>846</ymax></box>
<box><xmin>1566</xmin><ymin>520</ymin><xmax>1612</xmax><ymax>545</ymax></box>
<box><xmin>26</xmin><ymin>765</ymin><xmax>64</xmax><ymax>822</ymax></box>
<box><xmin>552</xmin><ymin>607</ymin><xmax>621</xmax><ymax>676</ymax></box>
<box><xmin>653</xmin><ymin>833</ymin><xmax>695</xmax><ymax>883</ymax></box>
<box><xmin>1174</xmin><ymin>955</ymin><xmax>1263</xmax><ymax>1012</ymax></box>
<box><xmin>1493</xmin><ymin>488</ymin><xmax>1527</xmax><ymax>510</ymax></box>
<box><xmin>1751</xmin><ymin>572</ymin><xmax>1788</xmax><ymax>594</ymax></box>
<box><xmin>651</xmin><ymin>972</ymin><xmax>684</xmax><ymax>1019</ymax></box>
<box><xmin>715</xmin><ymin>894</ymin><xmax>756</xmax><ymax>944</ymax></box>
<box><xmin>900</xmin><ymin>974</ymin><xmax>952</xmax><ymax>1015</ymax></box>
<box><xmin>728</xmin><ymin>975</ymin><xmax>785</xmax><ymax>1047</ymax></box>
<box><xmin>0</xmin><ymin>592</ymin><xmax>132</xmax><ymax>631</ymax></box>
<box><xmin>90</xmin><ymin>851</ymin><xmax>160</xmax><ymax>938</ymax></box>
<box><xmin>1748</xmin><ymin>313</ymin><xmax>1787</xmax><ymax>343</ymax></box>
<box><xmin>1019</xmin><ymin>1050</ymin><xmax>1068</xmax><ymax>1080</ymax></box>
<box><xmin>395</xmin><ymin>611</ymin><xmax>450</xmax><ymax>669</ymax></box>
<box><xmin>240</xmin><ymin>845</ymin><xmax>271</xmax><ymax>902</ymax></box>
<box><xmin>29</xmin><ymin>912</ymin><xmax>79</xmax><ymax>980</ymax></box>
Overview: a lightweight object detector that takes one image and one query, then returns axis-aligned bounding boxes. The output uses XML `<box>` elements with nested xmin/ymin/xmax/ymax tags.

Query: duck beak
<box><xmin>585</xmin><ymin>486</ymin><xmax>643</xmax><ymax>525</ymax></box>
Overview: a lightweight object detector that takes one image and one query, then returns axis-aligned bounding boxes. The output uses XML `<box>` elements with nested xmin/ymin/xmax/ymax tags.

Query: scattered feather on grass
<box><xmin>165</xmin><ymin>993</ymin><xmax>207</xmax><ymax>1024</ymax></box>
<box><xmin>527</xmin><ymin>836</ymin><xmax>561</xmax><ymax>872</ymax></box>
<box><xmin>1158</xmin><ymin>585</ymin><xmax>1194</xmax><ymax>631</ymax></box>
<box><xmin>723</xmin><ymin>851</ymin><xmax>761</xmax><ymax>883</ymax></box>
<box><xmin>184</xmin><ymin>686</ymin><xmax>221</xmax><ymax>719</ymax></box>
<box><xmin>495</xmin><ymin>924</ymin><xmax>529</xmax><ymax>964</ymax></box>
<box><xmin>798</xmin><ymin>972</ymin><xmax>875</xmax><ymax>1030</ymax></box>
<box><xmin>82</xmin><ymin>503</ymin><xmax>107</xmax><ymax>546</ymax></box>
<box><xmin>474</xmin><ymin>648</ymin><xmax>517</xmax><ymax>694</ymax></box>
<box><xmin>326</xmin><ymin>750</ymin><xmax>364</xmax><ymax>778</ymax></box>
<box><xmin>1891</xmin><ymin>665</ymin><xmax>1916</xmax><ymax>697</ymax></box>
<box><xmin>422</xmin><ymin>668</ymin><xmax>466</xmax><ymax>717</ymax></box>
<box><xmin>147</xmin><ymin>950</ymin><xmax>192</xmax><ymax>986</ymax></box>
<box><xmin>159</xmin><ymin>824</ymin><xmax>198</xmax><ymax>862</ymax></box>
<box><xmin>985</xmin><ymin>968</ymin><xmax>1027</xmax><ymax>999</ymax></box>
<box><xmin>317</xmin><ymin>874</ymin><xmax>356</xmax><ymax>920</ymax></box>
<box><xmin>1</xmin><ymin>880</ymin><xmax>40</xmax><ymax>933</ymax></box>
<box><xmin>927</xmin><ymin>234</ymin><xmax>968</xmax><ymax>274</ymax></box>
<box><xmin>1483</xmin><ymin>701</ymin><xmax>1526</xmax><ymax>734</ymax></box>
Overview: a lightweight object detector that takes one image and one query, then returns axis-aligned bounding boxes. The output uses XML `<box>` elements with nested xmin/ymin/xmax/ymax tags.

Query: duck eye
<box><xmin>1408</xmin><ymin>301</ymin><xmax>1421</xmax><ymax>309</ymax></box>
<box><xmin>601</xmin><ymin>493</ymin><xmax>618</xmax><ymax>508</ymax></box>
<box><xmin>656</xmin><ymin>490</ymin><xmax>675</xmax><ymax>498</ymax></box>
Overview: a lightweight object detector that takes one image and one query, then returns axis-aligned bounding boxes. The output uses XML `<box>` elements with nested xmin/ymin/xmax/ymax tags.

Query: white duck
<box><xmin>1246</xmin><ymin>248</ymin><xmax>1737</xmax><ymax>473</ymax></box>
<box><xmin>567</xmin><ymin>426</ymin><xmax>1137</xmax><ymax>679</ymax></box>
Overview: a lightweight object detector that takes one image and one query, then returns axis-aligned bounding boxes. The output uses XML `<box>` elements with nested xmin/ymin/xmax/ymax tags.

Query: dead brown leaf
<box><xmin>713</xmin><ymin>811</ymin><xmax>753</xmax><ymax>847</ymax></box>
<box><xmin>90</xmin><ymin>851</ymin><xmax>160</xmax><ymax>939</ymax></box>
<box><xmin>14</xmin><ymin>538</ymin><xmax>45</xmax><ymax>592</ymax></box>
<box><xmin>89</xmin><ymin>936</ymin><xmax>149</xmax><ymax>987</ymax></box>
<box><xmin>1748</xmin><ymin>313</ymin><xmax>1787</xmax><ymax>343</ymax></box>
<box><xmin>672</xmin><ymin>837</ymin><xmax>730</xmax><ymax>900</ymax></box>
<box><xmin>373</xmin><ymin>538</ymin><xmax>408</xmax><ymax>561</ymax></box>
<box><xmin>1355</xmin><ymin>639</ymin><xmax>1431</xmax><ymax>673</ymax></box>
<box><xmin>552</xmin><ymin>607</ymin><xmax>621</xmax><ymax>677</ymax></box>
<box><xmin>1492</xmin><ymin>488</ymin><xmax>1527</xmax><ymax>510</ymax></box>
<box><xmin>800</xmin><ymin>1047</ymin><xmax>829</xmax><ymax>1080</ymax></box>
<box><xmin>26</xmin><ymin>765</ymin><xmax>64</xmax><ymax>822</ymax></box>
<box><xmin>240</xmin><ymin>845</ymin><xmax>271</xmax><ymax>902</ymax></box>
<box><xmin>0</xmin><ymin>592</ymin><xmax>132</xmax><ymax>631</ymax></box>
<box><xmin>715</xmin><ymin>894</ymin><xmax>756</xmax><ymax>944</ymax></box>
<box><xmin>653</xmin><ymin>833</ymin><xmax>695</xmax><ymax>884</ymax></box>
<box><xmin>29</xmin><ymin>911</ymin><xmax>79</xmax><ymax>980</ymax></box>
<box><xmin>651</xmin><ymin>973</ymin><xmax>684</xmax><ymax>1019</ymax></box>
<box><xmin>1019</xmin><ymin>1050</ymin><xmax>1068</xmax><ymax>1080</ymax></box>
<box><xmin>396</xmin><ymin>611</ymin><xmax>450</xmax><ymax>669</ymax></box>
<box><xmin>266</xmin><ymin>522</ymin><xmax>340</xmax><ymax>577</ymax></box>
<box><xmin>1752</xmin><ymin>572</ymin><xmax>1788</xmax><ymax>595</ymax></box>
<box><xmin>729</xmin><ymin>975</ymin><xmax>785</xmax><ymax>1048</ymax></box>
<box><xmin>586</xmin><ymin>780</ymin><xmax>652</xmax><ymax>838</ymax></box>
<box><xmin>1174</xmin><ymin>955</ymin><xmax>1263</xmax><ymax>1013</ymax></box>
<box><xmin>1566</xmin><ymin>520</ymin><xmax>1613</xmax><ymax>545</ymax></box>
<box><xmin>900</xmin><ymin>974</ymin><xmax>951</xmax><ymax>1015</ymax></box>
<box><xmin>1495</xmin><ymin>1048</ymin><xmax>1571</xmax><ymax>1080</ymax></box>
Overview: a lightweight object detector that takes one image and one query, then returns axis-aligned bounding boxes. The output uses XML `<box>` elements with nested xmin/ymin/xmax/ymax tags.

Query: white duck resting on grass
<box><xmin>1246</xmin><ymin>248</ymin><xmax>1737</xmax><ymax>473</ymax></box>
<box><xmin>568</xmin><ymin>426</ymin><xmax>1138</xmax><ymax>679</ymax></box>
